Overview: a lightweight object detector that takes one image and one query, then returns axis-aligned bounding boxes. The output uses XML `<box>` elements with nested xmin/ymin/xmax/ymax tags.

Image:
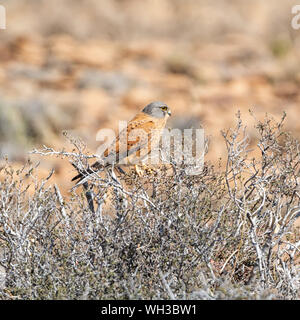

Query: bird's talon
<box><xmin>134</xmin><ymin>165</ymin><xmax>143</xmax><ymax>177</ymax></box>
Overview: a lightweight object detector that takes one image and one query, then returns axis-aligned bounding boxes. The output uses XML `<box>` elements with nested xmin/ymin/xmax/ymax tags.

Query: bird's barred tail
<box><xmin>71</xmin><ymin>165</ymin><xmax>95</xmax><ymax>182</ymax></box>
<box><xmin>71</xmin><ymin>162</ymin><xmax>103</xmax><ymax>182</ymax></box>
<box><xmin>71</xmin><ymin>172</ymin><xmax>83</xmax><ymax>182</ymax></box>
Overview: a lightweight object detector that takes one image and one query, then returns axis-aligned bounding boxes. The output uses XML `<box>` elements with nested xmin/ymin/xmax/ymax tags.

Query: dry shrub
<box><xmin>0</xmin><ymin>112</ymin><xmax>299</xmax><ymax>299</ymax></box>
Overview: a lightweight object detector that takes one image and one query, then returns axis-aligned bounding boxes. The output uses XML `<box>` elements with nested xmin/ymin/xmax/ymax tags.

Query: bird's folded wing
<box><xmin>94</xmin><ymin>118</ymin><xmax>156</xmax><ymax>166</ymax></box>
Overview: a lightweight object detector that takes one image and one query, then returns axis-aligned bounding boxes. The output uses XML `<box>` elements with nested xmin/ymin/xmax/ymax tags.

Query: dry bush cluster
<box><xmin>0</xmin><ymin>113</ymin><xmax>299</xmax><ymax>300</ymax></box>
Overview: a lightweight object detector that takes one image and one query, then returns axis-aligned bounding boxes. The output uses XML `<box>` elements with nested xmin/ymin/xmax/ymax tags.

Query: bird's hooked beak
<box><xmin>167</xmin><ymin>110</ymin><xmax>171</xmax><ymax>116</ymax></box>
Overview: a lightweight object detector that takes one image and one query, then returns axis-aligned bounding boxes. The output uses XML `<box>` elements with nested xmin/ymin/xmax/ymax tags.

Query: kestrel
<box><xmin>72</xmin><ymin>101</ymin><xmax>171</xmax><ymax>183</ymax></box>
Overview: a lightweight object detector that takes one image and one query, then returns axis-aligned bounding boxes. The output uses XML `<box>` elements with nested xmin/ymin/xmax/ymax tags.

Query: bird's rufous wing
<box><xmin>92</xmin><ymin>113</ymin><xmax>157</xmax><ymax>169</ymax></box>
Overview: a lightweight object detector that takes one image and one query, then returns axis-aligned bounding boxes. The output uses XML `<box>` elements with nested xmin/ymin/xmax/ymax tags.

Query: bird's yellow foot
<box><xmin>134</xmin><ymin>165</ymin><xmax>144</xmax><ymax>177</ymax></box>
<box><xmin>134</xmin><ymin>164</ymin><xmax>156</xmax><ymax>176</ymax></box>
<box><xmin>144</xmin><ymin>165</ymin><xmax>156</xmax><ymax>175</ymax></box>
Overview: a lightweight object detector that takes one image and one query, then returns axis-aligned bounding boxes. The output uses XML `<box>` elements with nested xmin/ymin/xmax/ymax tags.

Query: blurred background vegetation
<box><xmin>0</xmin><ymin>0</ymin><xmax>300</xmax><ymax>193</ymax></box>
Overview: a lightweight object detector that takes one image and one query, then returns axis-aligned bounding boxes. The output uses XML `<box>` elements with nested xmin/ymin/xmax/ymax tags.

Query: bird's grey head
<box><xmin>142</xmin><ymin>101</ymin><xmax>171</xmax><ymax>119</ymax></box>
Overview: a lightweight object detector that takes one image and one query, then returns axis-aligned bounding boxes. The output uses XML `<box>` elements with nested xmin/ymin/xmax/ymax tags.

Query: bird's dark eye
<box><xmin>161</xmin><ymin>106</ymin><xmax>168</xmax><ymax>111</ymax></box>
